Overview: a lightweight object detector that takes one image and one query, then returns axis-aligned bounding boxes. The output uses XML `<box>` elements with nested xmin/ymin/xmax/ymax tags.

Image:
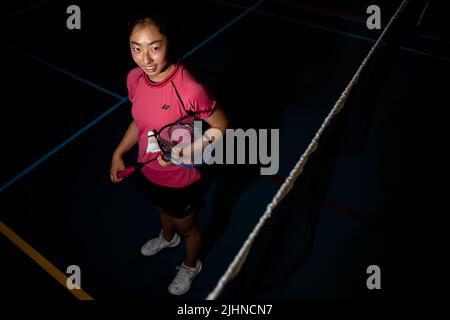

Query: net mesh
<box><xmin>219</xmin><ymin>105</ymin><xmax>351</xmax><ymax>298</ymax></box>
<box><xmin>206</xmin><ymin>0</ymin><xmax>411</xmax><ymax>299</ymax></box>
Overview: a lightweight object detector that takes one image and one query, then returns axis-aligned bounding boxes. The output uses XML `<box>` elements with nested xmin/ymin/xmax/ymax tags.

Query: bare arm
<box><xmin>110</xmin><ymin>120</ymin><xmax>138</xmax><ymax>182</ymax></box>
<box><xmin>113</xmin><ymin>120</ymin><xmax>139</xmax><ymax>158</ymax></box>
<box><xmin>204</xmin><ymin>103</ymin><xmax>229</xmax><ymax>137</ymax></box>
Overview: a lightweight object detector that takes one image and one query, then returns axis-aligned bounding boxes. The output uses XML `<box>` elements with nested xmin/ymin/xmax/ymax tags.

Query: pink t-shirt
<box><xmin>127</xmin><ymin>63</ymin><xmax>216</xmax><ymax>188</ymax></box>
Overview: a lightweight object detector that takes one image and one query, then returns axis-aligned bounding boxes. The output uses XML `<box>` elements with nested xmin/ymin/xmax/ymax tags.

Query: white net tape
<box><xmin>206</xmin><ymin>0</ymin><xmax>410</xmax><ymax>300</ymax></box>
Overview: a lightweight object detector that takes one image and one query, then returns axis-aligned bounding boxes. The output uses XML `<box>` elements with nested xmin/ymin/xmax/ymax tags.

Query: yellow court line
<box><xmin>0</xmin><ymin>220</ymin><xmax>94</xmax><ymax>300</ymax></box>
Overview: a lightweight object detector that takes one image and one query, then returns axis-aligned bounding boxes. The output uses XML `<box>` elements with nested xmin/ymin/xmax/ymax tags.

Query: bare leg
<box><xmin>172</xmin><ymin>211</ymin><xmax>201</xmax><ymax>268</ymax></box>
<box><xmin>159</xmin><ymin>209</ymin><xmax>176</xmax><ymax>241</ymax></box>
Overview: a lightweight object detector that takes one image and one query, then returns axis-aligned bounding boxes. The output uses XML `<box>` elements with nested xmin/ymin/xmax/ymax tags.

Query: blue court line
<box><xmin>0</xmin><ymin>0</ymin><xmax>54</xmax><ymax>22</ymax></box>
<box><xmin>212</xmin><ymin>0</ymin><xmax>450</xmax><ymax>64</ymax></box>
<box><xmin>0</xmin><ymin>0</ymin><xmax>265</xmax><ymax>193</ymax></box>
<box><xmin>211</xmin><ymin>0</ymin><xmax>365</xmax><ymax>24</ymax></box>
<box><xmin>0</xmin><ymin>97</ymin><xmax>129</xmax><ymax>193</ymax></box>
<box><xmin>398</xmin><ymin>45</ymin><xmax>450</xmax><ymax>62</ymax></box>
<box><xmin>181</xmin><ymin>0</ymin><xmax>265</xmax><ymax>60</ymax></box>
<box><xmin>3</xmin><ymin>42</ymin><xmax>126</xmax><ymax>100</ymax></box>
<box><xmin>209</xmin><ymin>0</ymin><xmax>378</xmax><ymax>40</ymax></box>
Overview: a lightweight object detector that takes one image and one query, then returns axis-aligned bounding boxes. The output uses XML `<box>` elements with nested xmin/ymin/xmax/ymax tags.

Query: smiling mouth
<box><xmin>144</xmin><ymin>65</ymin><xmax>157</xmax><ymax>72</ymax></box>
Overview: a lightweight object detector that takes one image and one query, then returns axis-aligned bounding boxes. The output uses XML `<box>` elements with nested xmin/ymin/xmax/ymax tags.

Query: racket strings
<box><xmin>158</xmin><ymin>123</ymin><xmax>209</xmax><ymax>166</ymax></box>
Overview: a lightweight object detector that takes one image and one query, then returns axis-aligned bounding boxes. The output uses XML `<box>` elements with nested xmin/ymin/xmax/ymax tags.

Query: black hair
<box><xmin>127</xmin><ymin>14</ymin><xmax>170</xmax><ymax>37</ymax></box>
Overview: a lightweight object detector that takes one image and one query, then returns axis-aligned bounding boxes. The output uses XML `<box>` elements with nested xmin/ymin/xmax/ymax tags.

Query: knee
<box><xmin>178</xmin><ymin>223</ymin><xmax>200</xmax><ymax>237</ymax></box>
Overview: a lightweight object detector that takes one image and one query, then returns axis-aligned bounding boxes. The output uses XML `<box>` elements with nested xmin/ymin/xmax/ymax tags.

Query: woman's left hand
<box><xmin>157</xmin><ymin>155</ymin><xmax>174</xmax><ymax>168</ymax></box>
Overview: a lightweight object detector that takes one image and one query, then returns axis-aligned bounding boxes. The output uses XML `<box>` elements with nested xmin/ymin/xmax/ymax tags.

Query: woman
<box><xmin>110</xmin><ymin>15</ymin><xmax>228</xmax><ymax>295</ymax></box>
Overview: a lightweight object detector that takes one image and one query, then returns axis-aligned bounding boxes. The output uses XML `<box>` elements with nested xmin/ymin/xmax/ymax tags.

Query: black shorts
<box><xmin>135</xmin><ymin>171</ymin><xmax>206</xmax><ymax>219</ymax></box>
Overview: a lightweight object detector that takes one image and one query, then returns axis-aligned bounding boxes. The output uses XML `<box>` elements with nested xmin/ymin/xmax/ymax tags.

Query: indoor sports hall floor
<box><xmin>1</xmin><ymin>0</ymin><xmax>449</xmax><ymax>300</ymax></box>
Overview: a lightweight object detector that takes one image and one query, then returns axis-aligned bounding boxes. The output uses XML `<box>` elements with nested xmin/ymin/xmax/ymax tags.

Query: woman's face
<box><xmin>130</xmin><ymin>23</ymin><xmax>170</xmax><ymax>81</ymax></box>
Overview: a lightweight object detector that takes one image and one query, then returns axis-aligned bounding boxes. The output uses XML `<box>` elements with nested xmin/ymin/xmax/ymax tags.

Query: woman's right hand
<box><xmin>110</xmin><ymin>155</ymin><xmax>126</xmax><ymax>183</ymax></box>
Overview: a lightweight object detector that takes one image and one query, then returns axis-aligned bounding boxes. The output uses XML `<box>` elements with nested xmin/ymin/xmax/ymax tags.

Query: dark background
<box><xmin>0</xmin><ymin>0</ymin><xmax>448</xmax><ymax>303</ymax></box>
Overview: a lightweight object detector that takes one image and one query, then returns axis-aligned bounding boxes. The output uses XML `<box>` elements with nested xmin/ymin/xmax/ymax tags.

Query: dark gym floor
<box><xmin>0</xmin><ymin>0</ymin><xmax>448</xmax><ymax>301</ymax></box>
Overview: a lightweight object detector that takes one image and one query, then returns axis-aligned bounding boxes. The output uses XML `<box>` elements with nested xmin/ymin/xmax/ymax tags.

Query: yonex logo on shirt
<box><xmin>162</xmin><ymin>104</ymin><xmax>170</xmax><ymax>110</ymax></box>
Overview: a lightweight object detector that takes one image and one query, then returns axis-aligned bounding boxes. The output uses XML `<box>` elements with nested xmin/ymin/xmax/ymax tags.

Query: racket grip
<box><xmin>117</xmin><ymin>167</ymin><xmax>136</xmax><ymax>179</ymax></box>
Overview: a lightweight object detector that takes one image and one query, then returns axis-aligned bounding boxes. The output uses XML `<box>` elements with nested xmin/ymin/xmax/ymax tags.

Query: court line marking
<box><xmin>212</xmin><ymin>0</ymin><xmax>450</xmax><ymax>63</ymax></box>
<box><xmin>213</xmin><ymin>0</ymin><xmax>450</xmax><ymax>44</ymax></box>
<box><xmin>0</xmin><ymin>0</ymin><xmax>55</xmax><ymax>22</ymax></box>
<box><xmin>181</xmin><ymin>0</ymin><xmax>265</xmax><ymax>59</ymax></box>
<box><xmin>0</xmin><ymin>0</ymin><xmax>266</xmax><ymax>193</ymax></box>
<box><xmin>2</xmin><ymin>42</ymin><xmax>126</xmax><ymax>100</ymax></box>
<box><xmin>0</xmin><ymin>0</ymin><xmax>266</xmax><ymax>300</ymax></box>
<box><xmin>0</xmin><ymin>97</ymin><xmax>129</xmax><ymax>193</ymax></box>
<box><xmin>0</xmin><ymin>219</ymin><xmax>94</xmax><ymax>300</ymax></box>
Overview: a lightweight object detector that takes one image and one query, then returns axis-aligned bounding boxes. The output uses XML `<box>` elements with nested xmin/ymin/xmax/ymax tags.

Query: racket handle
<box><xmin>117</xmin><ymin>166</ymin><xmax>136</xmax><ymax>179</ymax></box>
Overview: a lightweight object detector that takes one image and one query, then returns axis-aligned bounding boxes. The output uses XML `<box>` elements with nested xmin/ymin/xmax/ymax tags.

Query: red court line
<box><xmin>266</xmin><ymin>175</ymin><xmax>400</xmax><ymax>236</ymax></box>
<box><xmin>274</xmin><ymin>0</ymin><xmax>450</xmax><ymax>44</ymax></box>
<box><xmin>293</xmin><ymin>1</ymin><xmax>367</xmax><ymax>21</ymax></box>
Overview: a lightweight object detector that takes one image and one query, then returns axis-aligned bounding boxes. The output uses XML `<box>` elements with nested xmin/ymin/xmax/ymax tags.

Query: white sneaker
<box><xmin>140</xmin><ymin>230</ymin><xmax>180</xmax><ymax>256</ymax></box>
<box><xmin>168</xmin><ymin>260</ymin><xmax>202</xmax><ymax>295</ymax></box>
